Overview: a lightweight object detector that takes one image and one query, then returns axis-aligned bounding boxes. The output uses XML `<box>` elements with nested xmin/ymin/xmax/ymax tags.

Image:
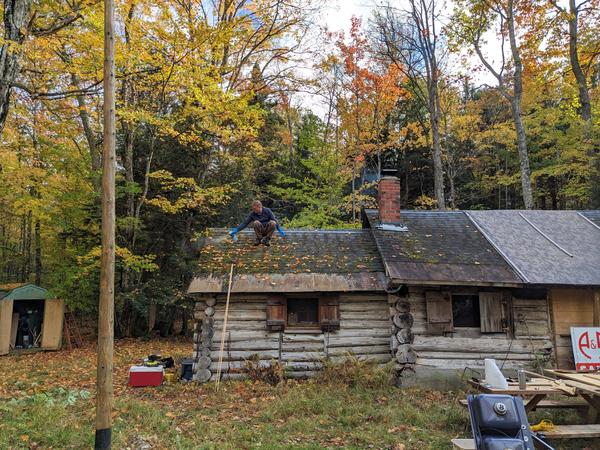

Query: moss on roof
<box><xmin>195</xmin><ymin>229</ymin><xmax>384</xmax><ymax>275</ymax></box>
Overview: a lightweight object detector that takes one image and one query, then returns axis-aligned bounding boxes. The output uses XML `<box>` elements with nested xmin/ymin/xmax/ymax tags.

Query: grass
<box><xmin>0</xmin><ymin>338</ymin><xmax>596</xmax><ymax>449</ymax></box>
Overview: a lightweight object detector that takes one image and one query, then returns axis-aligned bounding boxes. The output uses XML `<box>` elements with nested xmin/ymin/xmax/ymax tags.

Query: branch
<box><xmin>30</xmin><ymin>13</ymin><xmax>83</xmax><ymax>37</ymax></box>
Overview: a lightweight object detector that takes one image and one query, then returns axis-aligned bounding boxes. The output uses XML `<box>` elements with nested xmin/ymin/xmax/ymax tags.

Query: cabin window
<box><xmin>287</xmin><ymin>298</ymin><xmax>319</xmax><ymax>328</ymax></box>
<box><xmin>266</xmin><ymin>296</ymin><xmax>340</xmax><ymax>332</ymax></box>
<box><xmin>452</xmin><ymin>294</ymin><xmax>480</xmax><ymax>327</ymax></box>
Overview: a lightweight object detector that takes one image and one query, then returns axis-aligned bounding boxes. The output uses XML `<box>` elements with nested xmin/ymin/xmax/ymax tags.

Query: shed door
<box><xmin>0</xmin><ymin>300</ymin><xmax>14</xmax><ymax>355</ymax></box>
<box><xmin>41</xmin><ymin>299</ymin><xmax>64</xmax><ymax>350</ymax></box>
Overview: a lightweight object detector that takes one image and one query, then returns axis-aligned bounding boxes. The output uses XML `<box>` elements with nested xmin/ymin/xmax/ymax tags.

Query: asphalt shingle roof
<box><xmin>364</xmin><ymin>209</ymin><xmax>522</xmax><ymax>286</ymax></box>
<box><xmin>467</xmin><ymin>210</ymin><xmax>600</xmax><ymax>286</ymax></box>
<box><xmin>195</xmin><ymin>228</ymin><xmax>384</xmax><ymax>275</ymax></box>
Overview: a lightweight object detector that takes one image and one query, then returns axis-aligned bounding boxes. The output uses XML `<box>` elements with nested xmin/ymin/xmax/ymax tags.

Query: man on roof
<box><xmin>229</xmin><ymin>200</ymin><xmax>285</xmax><ymax>246</ymax></box>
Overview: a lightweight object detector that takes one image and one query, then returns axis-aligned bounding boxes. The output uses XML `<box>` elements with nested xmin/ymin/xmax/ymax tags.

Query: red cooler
<box><xmin>128</xmin><ymin>365</ymin><xmax>164</xmax><ymax>387</ymax></box>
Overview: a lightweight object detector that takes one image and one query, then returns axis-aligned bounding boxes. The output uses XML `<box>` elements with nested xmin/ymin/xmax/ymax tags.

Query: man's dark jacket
<box><xmin>237</xmin><ymin>207</ymin><xmax>277</xmax><ymax>230</ymax></box>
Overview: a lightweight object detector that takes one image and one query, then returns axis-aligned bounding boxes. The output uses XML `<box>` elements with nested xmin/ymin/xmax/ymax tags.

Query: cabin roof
<box><xmin>363</xmin><ymin>209</ymin><xmax>523</xmax><ymax>287</ymax></box>
<box><xmin>188</xmin><ymin>228</ymin><xmax>387</xmax><ymax>294</ymax></box>
<box><xmin>466</xmin><ymin>210</ymin><xmax>600</xmax><ymax>286</ymax></box>
<box><xmin>188</xmin><ymin>209</ymin><xmax>600</xmax><ymax>295</ymax></box>
<box><xmin>580</xmin><ymin>210</ymin><xmax>600</xmax><ymax>228</ymax></box>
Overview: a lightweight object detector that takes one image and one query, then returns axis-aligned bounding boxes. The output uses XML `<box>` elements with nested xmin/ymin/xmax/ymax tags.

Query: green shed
<box><xmin>0</xmin><ymin>283</ymin><xmax>64</xmax><ymax>355</ymax></box>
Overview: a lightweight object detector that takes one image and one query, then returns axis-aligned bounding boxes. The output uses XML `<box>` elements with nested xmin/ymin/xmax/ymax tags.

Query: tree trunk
<box><xmin>0</xmin><ymin>0</ymin><xmax>33</xmax><ymax>134</ymax></box>
<box><xmin>507</xmin><ymin>0</ymin><xmax>533</xmax><ymax>209</ymax></box>
<box><xmin>71</xmin><ymin>74</ymin><xmax>102</xmax><ymax>172</ymax></box>
<box><xmin>34</xmin><ymin>220</ymin><xmax>41</xmax><ymax>285</ymax></box>
<box><xmin>568</xmin><ymin>0</ymin><xmax>591</xmax><ymax>123</ymax></box>
<box><xmin>430</xmin><ymin>88</ymin><xmax>445</xmax><ymax>210</ymax></box>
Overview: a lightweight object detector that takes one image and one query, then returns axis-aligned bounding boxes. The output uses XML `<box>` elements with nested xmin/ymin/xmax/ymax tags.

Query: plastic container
<box><xmin>181</xmin><ymin>358</ymin><xmax>194</xmax><ymax>381</ymax></box>
<box><xmin>484</xmin><ymin>359</ymin><xmax>509</xmax><ymax>390</ymax></box>
<box><xmin>128</xmin><ymin>365</ymin><xmax>164</xmax><ymax>387</ymax></box>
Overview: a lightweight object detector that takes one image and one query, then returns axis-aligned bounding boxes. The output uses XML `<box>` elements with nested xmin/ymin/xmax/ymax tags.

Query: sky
<box><xmin>298</xmin><ymin>0</ymin><xmax>504</xmax><ymax>116</ymax></box>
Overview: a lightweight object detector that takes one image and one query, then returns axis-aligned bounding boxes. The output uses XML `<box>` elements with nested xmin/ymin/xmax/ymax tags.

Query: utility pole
<box><xmin>95</xmin><ymin>0</ymin><xmax>116</xmax><ymax>447</ymax></box>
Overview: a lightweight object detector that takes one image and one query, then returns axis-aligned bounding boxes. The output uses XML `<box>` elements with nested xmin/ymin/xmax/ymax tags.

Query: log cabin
<box><xmin>187</xmin><ymin>174</ymin><xmax>600</xmax><ymax>384</ymax></box>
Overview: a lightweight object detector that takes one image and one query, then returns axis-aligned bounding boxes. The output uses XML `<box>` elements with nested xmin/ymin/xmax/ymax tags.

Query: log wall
<box><xmin>192</xmin><ymin>293</ymin><xmax>391</xmax><ymax>382</ymax></box>
<box><xmin>398</xmin><ymin>286</ymin><xmax>554</xmax><ymax>377</ymax></box>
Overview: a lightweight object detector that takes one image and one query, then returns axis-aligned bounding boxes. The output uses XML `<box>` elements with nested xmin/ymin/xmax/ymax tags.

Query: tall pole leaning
<box><xmin>95</xmin><ymin>0</ymin><xmax>116</xmax><ymax>447</ymax></box>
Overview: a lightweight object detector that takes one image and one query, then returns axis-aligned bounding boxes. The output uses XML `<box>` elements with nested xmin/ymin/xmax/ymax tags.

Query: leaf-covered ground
<box><xmin>0</xmin><ymin>338</ymin><xmax>593</xmax><ymax>449</ymax></box>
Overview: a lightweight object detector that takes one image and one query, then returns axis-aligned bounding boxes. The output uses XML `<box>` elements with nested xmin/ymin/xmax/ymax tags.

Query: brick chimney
<box><xmin>378</xmin><ymin>169</ymin><xmax>401</xmax><ymax>223</ymax></box>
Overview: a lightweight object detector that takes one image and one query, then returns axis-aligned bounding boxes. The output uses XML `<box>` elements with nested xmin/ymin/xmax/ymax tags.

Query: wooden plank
<box><xmin>543</xmin><ymin>424</ymin><xmax>600</xmax><ymax>439</ymax></box>
<box><xmin>40</xmin><ymin>299</ymin><xmax>64</xmax><ymax>350</ymax></box>
<box><xmin>10</xmin><ymin>312</ymin><xmax>18</xmax><ymax>349</ymax></box>
<box><xmin>451</xmin><ymin>438</ymin><xmax>475</xmax><ymax>450</ymax></box>
<box><xmin>546</xmin><ymin>370</ymin><xmax>600</xmax><ymax>390</ymax></box>
<box><xmin>0</xmin><ymin>300</ymin><xmax>14</xmax><ymax>355</ymax></box>
<box><xmin>425</xmin><ymin>291</ymin><xmax>453</xmax><ymax>334</ymax></box>
<box><xmin>479</xmin><ymin>292</ymin><xmax>504</xmax><ymax>333</ymax></box>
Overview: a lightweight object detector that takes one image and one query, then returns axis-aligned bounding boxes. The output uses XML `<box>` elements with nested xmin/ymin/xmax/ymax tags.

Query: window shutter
<box><xmin>266</xmin><ymin>297</ymin><xmax>286</xmax><ymax>331</ymax></box>
<box><xmin>479</xmin><ymin>292</ymin><xmax>505</xmax><ymax>333</ymax></box>
<box><xmin>425</xmin><ymin>291</ymin><xmax>453</xmax><ymax>334</ymax></box>
<box><xmin>319</xmin><ymin>296</ymin><xmax>340</xmax><ymax>332</ymax></box>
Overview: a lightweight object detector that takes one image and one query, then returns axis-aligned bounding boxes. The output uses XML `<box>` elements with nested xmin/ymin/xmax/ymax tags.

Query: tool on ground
<box><xmin>467</xmin><ymin>393</ymin><xmax>554</xmax><ymax>450</ymax></box>
<box><xmin>215</xmin><ymin>263</ymin><xmax>234</xmax><ymax>390</ymax></box>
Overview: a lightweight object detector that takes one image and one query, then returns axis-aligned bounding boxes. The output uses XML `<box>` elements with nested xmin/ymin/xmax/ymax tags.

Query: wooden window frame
<box><xmin>285</xmin><ymin>296</ymin><xmax>320</xmax><ymax>331</ymax></box>
<box><xmin>266</xmin><ymin>294</ymin><xmax>341</xmax><ymax>333</ymax></box>
<box><xmin>426</xmin><ymin>288</ymin><xmax>512</xmax><ymax>336</ymax></box>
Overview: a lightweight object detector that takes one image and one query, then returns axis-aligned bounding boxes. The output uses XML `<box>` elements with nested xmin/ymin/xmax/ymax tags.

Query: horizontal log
<box><xmin>414</xmin><ymin>358</ymin><xmax>525</xmax><ymax>370</ymax></box>
<box><xmin>512</xmin><ymin>310</ymin><xmax>548</xmax><ymax>321</ymax></box>
<box><xmin>413</xmin><ymin>336</ymin><xmax>553</xmax><ymax>354</ymax></box>
<box><xmin>339</xmin><ymin>302</ymin><xmax>388</xmax><ymax>312</ymax></box>
<box><xmin>513</xmin><ymin>298</ymin><xmax>547</xmax><ymax>308</ymax></box>
<box><xmin>213</xmin><ymin>321</ymin><xmax>267</xmax><ymax>331</ymax></box>
<box><xmin>341</xmin><ymin>311</ymin><xmax>389</xmax><ymax>321</ymax></box>
<box><xmin>328</xmin><ymin>346</ymin><xmax>391</xmax><ymax>356</ymax></box>
<box><xmin>341</xmin><ymin>319</ymin><xmax>390</xmax><ymax>329</ymax></box>
<box><xmin>327</xmin><ymin>337</ymin><xmax>389</xmax><ymax>347</ymax></box>
<box><xmin>214</xmin><ymin>311</ymin><xmax>266</xmax><ymax>321</ymax></box>
<box><xmin>417</xmin><ymin>351</ymin><xmax>544</xmax><ymax>361</ymax></box>
<box><xmin>338</xmin><ymin>294</ymin><xmax>388</xmax><ymax>302</ymax></box>
<box><xmin>340</xmin><ymin>311</ymin><xmax>390</xmax><ymax>321</ymax></box>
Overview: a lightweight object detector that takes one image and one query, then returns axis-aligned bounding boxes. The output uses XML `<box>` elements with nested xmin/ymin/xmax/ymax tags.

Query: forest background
<box><xmin>0</xmin><ymin>0</ymin><xmax>598</xmax><ymax>336</ymax></box>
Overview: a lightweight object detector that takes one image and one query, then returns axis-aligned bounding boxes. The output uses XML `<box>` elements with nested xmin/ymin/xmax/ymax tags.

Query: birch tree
<box><xmin>451</xmin><ymin>0</ymin><xmax>534</xmax><ymax>209</ymax></box>
<box><xmin>372</xmin><ymin>0</ymin><xmax>447</xmax><ymax>210</ymax></box>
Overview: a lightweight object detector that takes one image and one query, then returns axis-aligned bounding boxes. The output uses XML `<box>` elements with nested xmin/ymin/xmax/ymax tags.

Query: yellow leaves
<box><xmin>146</xmin><ymin>170</ymin><xmax>235</xmax><ymax>215</ymax></box>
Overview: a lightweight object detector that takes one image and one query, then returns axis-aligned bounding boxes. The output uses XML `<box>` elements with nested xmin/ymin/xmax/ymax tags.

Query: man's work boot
<box><xmin>254</xmin><ymin>238</ymin><xmax>262</xmax><ymax>246</ymax></box>
<box><xmin>262</xmin><ymin>237</ymin><xmax>271</xmax><ymax>246</ymax></box>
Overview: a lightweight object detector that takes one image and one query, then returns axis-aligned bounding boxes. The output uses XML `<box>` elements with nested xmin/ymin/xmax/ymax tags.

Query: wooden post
<box><xmin>215</xmin><ymin>264</ymin><xmax>234</xmax><ymax>390</ymax></box>
<box><xmin>594</xmin><ymin>291</ymin><xmax>600</xmax><ymax>327</ymax></box>
<box><xmin>95</xmin><ymin>0</ymin><xmax>116</xmax><ymax>447</ymax></box>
